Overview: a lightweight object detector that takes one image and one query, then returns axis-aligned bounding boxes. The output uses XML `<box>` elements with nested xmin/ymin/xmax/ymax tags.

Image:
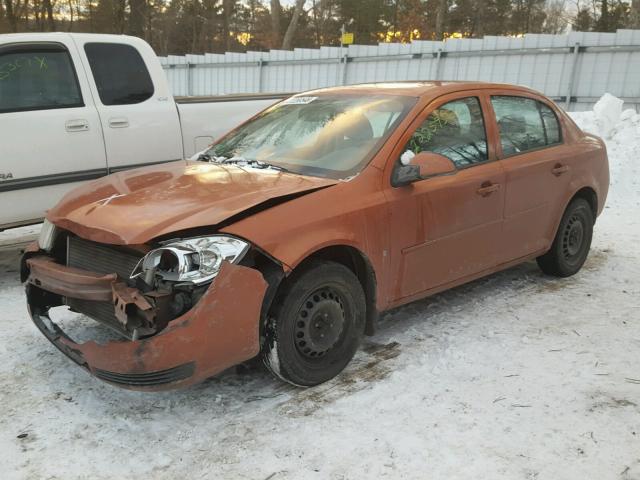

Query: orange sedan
<box><xmin>23</xmin><ymin>82</ymin><xmax>609</xmax><ymax>390</ymax></box>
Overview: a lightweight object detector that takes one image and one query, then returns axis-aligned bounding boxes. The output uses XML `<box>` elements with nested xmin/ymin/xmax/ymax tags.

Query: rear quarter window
<box><xmin>539</xmin><ymin>102</ymin><xmax>561</xmax><ymax>145</ymax></box>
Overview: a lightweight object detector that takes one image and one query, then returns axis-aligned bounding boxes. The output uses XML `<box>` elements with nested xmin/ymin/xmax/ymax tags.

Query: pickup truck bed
<box><xmin>175</xmin><ymin>93</ymin><xmax>289</xmax><ymax>159</ymax></box>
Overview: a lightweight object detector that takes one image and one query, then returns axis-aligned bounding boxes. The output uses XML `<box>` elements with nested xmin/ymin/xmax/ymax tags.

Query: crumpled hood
<box><xmin>47</xmin><ymin>160</ymin><xmax>337</xmax><ymax>245</ymax></box>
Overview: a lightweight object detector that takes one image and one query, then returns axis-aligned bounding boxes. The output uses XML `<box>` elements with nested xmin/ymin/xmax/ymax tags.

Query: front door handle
<box><xmin>109</xmin><ymin>117</ymin><xmax>129</xmax><ymax>128</ymax></box>
<box><xmin>552</xmin><ymin>163</ymin><xmax>570</xmax><ymax>176</ymax></box>
<box><xmin>477</xmin><ymin>181</ymin><xmax>501</xmax><ymax>197</ymax></box>
<box><xmin>65</xmin><ymin>119</ymin><xmax>89</xmax><ymax>132</ymax></box>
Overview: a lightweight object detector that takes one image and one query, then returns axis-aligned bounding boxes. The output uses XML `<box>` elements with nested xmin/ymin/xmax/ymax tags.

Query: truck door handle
<box><xmin>476</xmin><ymin>182</ymin><xmax>501</xmax><ymax>197</ymax></box>
<box><xmin>65</xmin><ymin>119</ymin><xmax>89</xmax><ymax>132</ymax></box>
<box><xmin>552</xmin><ymin>163</ymin><xmax>569</xmax><ymax>176</ymax></box>
<box><xmin>109</xmin><ymin>117</ymin><xmax>129</xmax><ymax>128</ymax></box>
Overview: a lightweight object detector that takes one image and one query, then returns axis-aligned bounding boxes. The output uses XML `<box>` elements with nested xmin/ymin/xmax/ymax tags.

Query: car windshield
<box><xmin>204</xmin><ymin>94</ymin><xmax>417</xmax><ymax>179</ymax></box>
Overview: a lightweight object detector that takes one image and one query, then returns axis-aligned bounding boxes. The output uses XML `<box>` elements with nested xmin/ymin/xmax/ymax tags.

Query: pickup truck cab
<box><xmin>0</xmin><ymin>33</ymin><xmax>281</xmax><ymax>230</ymax></box>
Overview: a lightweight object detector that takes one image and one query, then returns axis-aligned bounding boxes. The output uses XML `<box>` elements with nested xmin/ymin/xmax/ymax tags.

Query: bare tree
<box><xmin>310</xmin><ymin>0</ymin><xmax>335</xmax><ymax>45</ymax></box>
<box><xmin>43</xmin><ymin>0</ymin><xmax>55</xmax><ymax>31</ymax></box>
<box><xmin>281</xmin><ymin>0</ymin><xmax>305</xmax><ymax>49</ymax></box>
<box><xmin>223</xmin><ymin>0</ymin><xmax>235</xmax><ymax>51</ymax></box>
<box><xmin>66</xmin><ymin>0</ymin><xmax>74</xmax><ymax>31</ymax></box>
<box><xmin>542</xmin><ymin>0</ymin><xmax>569</xmax><ymax>33</ymax></box>
<box><xmin>3</xmin><ymin>0</ymin><xmax>18</xmax><ymax>32</ymax></box>
<box><xmin>475</xmin><ymin>0</ymin><xmax>486</xmax><ymax>37</ymax></box>
<box><xmin>128</xmin><ymin>0</ymin><xmax>145</xmax><ymax>37</ymax></box>
<box><xmin>435</xmin><ymin>0</ymin><xmax>447</xmax><ymax>39</ymax></box>
<box><xmin>270</xmin><ymin>0</ymin><xmax>281</xmax><ymax>48</ymax></box>
<box><xmin>630</xmin><ymin>0</ymin><xmax>640</xmax><ymax>27</ymax></box>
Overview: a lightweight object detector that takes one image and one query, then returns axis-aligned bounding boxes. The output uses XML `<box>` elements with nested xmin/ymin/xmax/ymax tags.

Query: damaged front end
<box><xmin>23</xmin><ymin>221</ymin><xmax>278</xmax><ymax>390</ymax></box>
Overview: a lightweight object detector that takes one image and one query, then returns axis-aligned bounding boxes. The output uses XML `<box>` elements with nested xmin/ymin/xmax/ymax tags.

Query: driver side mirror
<box><xmin>391</xmin><ymin>151</ymin><xmax>456</xmax><ymax>187</ymax></box>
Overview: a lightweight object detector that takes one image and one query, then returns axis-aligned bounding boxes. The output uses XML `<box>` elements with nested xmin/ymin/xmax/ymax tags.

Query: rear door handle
<box><xmin>109</xmin><ymin>117</ymin><xmax>129</xmax><ymax>128</ymax></box>
<box><xmin>552</xmin><ymin>163</ymin><xmax>569</xmax><ymax>176</ymax></box>
<box><xmin>65</xmin><ymin>119</ymin><xmax>89</xmax><ymax>132</ymax></box>
<box><xmin>477</xmin><ymin>182</ymin><xmax>501</xmax><ymax>197</ymax></box>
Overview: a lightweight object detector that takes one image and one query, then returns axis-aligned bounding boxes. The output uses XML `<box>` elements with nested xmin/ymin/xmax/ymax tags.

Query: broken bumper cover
<box><xmin>26</xmin><ymin>259</ymin><xmax>267</xmax><ymax>391</ymax></box>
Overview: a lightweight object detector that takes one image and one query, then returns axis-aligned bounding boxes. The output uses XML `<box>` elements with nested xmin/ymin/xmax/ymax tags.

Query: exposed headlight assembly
<box><xmin>131</xmin><ymin>236</ymin><xmax>249</xmax><ymax>285</ymax></box>
<box><xmin>38</xmin><ymin>219</ymin><xmax>58</xmax><ymax>252</ymax></box>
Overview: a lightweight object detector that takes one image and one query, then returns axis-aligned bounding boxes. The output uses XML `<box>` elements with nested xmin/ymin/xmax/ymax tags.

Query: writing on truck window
<box><xmin>0</xmin><ymin>48</ymin><xmax>83</xmax><ymax>113</ymax></box>
<box><xmin>0</xmin><ymin>55</ymin><xmax>49</xmax><ymax>81</ymax></box>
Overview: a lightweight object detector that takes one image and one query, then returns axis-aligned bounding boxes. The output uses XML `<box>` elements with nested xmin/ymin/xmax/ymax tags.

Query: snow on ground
<box><xmin>1</xmin><ymin>98</ymin><xmax>639</xmax><ymax>480</ymax></box>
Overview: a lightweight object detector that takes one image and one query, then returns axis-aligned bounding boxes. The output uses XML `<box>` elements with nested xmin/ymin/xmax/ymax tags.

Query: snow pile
<box><xmin>571</xmin><ymin>93</ymin><xmax>639</xmax><ymax>141</ymax></box>
<box><xmin>591</xmin><ymin>93</ymin><xmax>625</xmax><ymax>138</ymax></box>
<box><xmin>570</xmin><ymin>94</ymin><xmax>640</xmax><ymax>195</ymax></box>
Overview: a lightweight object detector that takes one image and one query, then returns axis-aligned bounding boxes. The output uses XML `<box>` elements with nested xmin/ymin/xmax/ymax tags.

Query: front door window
<box><xmin>403</xmin><ymin>97</ymin><xmax>489</xmax><ymax>168</ymax></box>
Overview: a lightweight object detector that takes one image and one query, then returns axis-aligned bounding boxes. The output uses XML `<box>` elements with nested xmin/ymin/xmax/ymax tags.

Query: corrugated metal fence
<box><xmin>160</xmin><ymin>29</ymin><xmax>640</xmax><ymax>111</ymax></box>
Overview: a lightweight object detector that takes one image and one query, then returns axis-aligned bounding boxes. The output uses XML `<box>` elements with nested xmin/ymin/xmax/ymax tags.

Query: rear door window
<box><xmin>84</xmin><ymin>43</ymin><xmax>154</xmax><ymax>106</ymax></box>
<box><xmin>491</xmin><ymin>96</ymin><xmax>561</xmax><ymax>156</ymax></box>
<box><xmin>0</xmin><ymin>44</ymin><xmax>83</xmax><ymax>113</ymax></box>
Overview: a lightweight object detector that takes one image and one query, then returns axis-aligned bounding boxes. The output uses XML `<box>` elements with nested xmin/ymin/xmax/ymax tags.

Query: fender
<box><xmin>233</xmin><ymin>225</ymin><xmax>387</xmax><ymax>312</ymax></box>
<box><xmin>221</xmin><ymin>169</ymin><xmax>390</xmax><ymax>312</ymax></box>
<box><xmin>548</xmin><ymin>181</ymin><xmax>602</xmax><ymax>245</ymax></box>
<box><xmin>546</xmin><ymin>131</ymin><xmax>609</xmax><ymax>244</ymax></box>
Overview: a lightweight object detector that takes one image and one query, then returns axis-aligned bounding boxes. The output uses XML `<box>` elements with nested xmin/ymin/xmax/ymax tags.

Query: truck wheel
<box><xmin>537</xmin><ymin>198</ymin><xmax>594</xmax><ymax>277</ymax></box>
<box><xmin>262</xmin><ymin>260</ymin><xmax>366</xmax><ymax>386</ymax></box>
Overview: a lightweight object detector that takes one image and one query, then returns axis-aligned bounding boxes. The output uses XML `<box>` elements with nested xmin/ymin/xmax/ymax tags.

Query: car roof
<box><xmin>301</xmin><ymin>81</ymin><xmax>542</xmax><ymax>99</ymax></box>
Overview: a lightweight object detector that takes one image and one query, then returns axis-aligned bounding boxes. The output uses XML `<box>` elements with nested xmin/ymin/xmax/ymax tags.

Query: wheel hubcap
<box><xmin>294</xmin><ymin>287</ymin><xmax>345</xmax><ymax>358</ymax></box>
<box><xmin>563</xmin><ymin>214</ymin><xmax>585</xmax><ymax>259</ymax></box>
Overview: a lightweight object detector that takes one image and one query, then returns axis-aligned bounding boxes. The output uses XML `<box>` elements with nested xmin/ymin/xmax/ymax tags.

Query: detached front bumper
<box><xmin>25</xmin><ymin>255</ymin><xmax>267</xmax><ymax>391</ymax></box>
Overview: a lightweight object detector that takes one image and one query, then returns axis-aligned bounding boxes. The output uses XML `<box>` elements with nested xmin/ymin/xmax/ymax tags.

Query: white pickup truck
<box><xmin>0</xmin><ymin>33</ymin><xmax>285</xmax><ymax>230</ymax></box>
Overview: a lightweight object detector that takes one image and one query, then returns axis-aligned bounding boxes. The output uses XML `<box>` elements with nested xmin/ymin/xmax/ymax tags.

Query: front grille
<box><xmin>67</xmin><ymin>236</ymin><xmax>143</xmax><ymax>280</ymax></box>
<box><xmin>93</xmin><ymin>362</ymin><xmax>195</xmax><ymax>387</ymax></box>
<box><xmin>66</xmin><ymin>236</ymin><xmax>144</xmax><ymax>338</ymax></box>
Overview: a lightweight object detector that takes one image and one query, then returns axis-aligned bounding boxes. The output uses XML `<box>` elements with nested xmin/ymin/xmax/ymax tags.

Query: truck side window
<box><xmin>0</xmin><ymin>44</ymin><xmax>83</xmax><ymax>113</ymax></box>
<box><xmin>84</xmin><ymin>43</ymin><xmax>154</xmax><ymax>106</ymax></box>
<box><xmin>405</xmin><ymin>97</ymin><xmax>488</xmax><ymax>168</ymax></box>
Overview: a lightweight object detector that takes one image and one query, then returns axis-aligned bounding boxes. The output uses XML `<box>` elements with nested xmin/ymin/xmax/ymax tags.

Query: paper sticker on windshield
<box><xmin>283</xmin><ymin>96</ymin><xmax>317</xmax><ymax>105</ymax></box>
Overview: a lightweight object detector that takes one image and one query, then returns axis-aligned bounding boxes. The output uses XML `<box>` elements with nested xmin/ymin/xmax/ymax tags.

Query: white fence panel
<box><xmin>160</xmin><ymin>29</ymin><xmax>640</xmax><ymax>111</ymax></box>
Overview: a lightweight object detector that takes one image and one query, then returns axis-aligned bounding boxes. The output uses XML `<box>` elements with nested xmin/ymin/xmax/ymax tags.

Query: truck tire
<box><xmin>537</xmin><ymin>197</ymin><xmax>594</xmax><ymax>277</ymax></box>
<box><xmin>261</xmin><ymin>260</ymin><xmax>366</xmax><ymax>386</ymax></box>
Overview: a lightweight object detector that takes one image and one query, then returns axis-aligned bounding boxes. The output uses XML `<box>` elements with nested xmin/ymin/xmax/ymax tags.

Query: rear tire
<box><xmin>537</xmin><ymin>198</ymin><xmax>594</xmax><ymax>277</ymax></box>
<box><xmin>261</xmin><ymin>260</ymin><xmax>366</xmax><ymax>386</ymax></box>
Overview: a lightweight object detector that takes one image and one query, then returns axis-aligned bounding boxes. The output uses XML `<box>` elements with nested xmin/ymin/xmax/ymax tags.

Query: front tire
<box><xmin>537</xmin><ymin>197</ymin><xmax>594</xmax><ymax>277</ymax></box>
<box><xmin>261</xmin><ymin>260</ymin><xmax>366</xmax><ymax>386</ymax></box>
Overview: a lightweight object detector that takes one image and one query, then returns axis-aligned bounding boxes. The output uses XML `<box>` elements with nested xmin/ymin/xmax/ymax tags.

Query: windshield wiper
<box><xmin>197</xmin><ymin>153</ymin><xmax>293</xmax><ymax>174</ymax></box>
<box><xmin>220</xmin><ymin>156</ymin><xmax>293</xmax><ymax>173</ymax></box>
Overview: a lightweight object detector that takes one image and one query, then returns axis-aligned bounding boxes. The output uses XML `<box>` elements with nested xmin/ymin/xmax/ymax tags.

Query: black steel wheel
<box><xmin>262</xmin><ymin>260</ymin><xmax>366</xmax><ymax>386</ymax></box>
<box><xmin>537</xmin><ymin>197</ymin><xmax>594</xmax><ymax>277</ymax></box>
<box><xmin>294</xmin><ymin>286</ymin><xmax>346</xmax><ymax>359</ymax></box>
